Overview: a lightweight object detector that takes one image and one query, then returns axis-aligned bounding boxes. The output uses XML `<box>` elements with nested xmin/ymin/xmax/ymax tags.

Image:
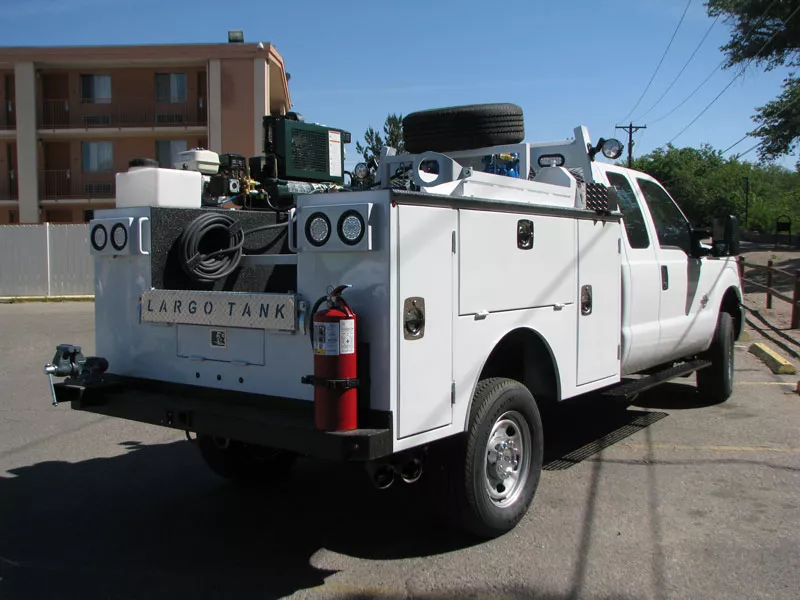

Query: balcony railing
<box><xmin>40</xmin><ymin>98</ymin><xmax>207</xmax><ymax>129</ymax></box>
<box><xmin>1</xmin><ymin>100</ymin><xmax>15</xmax><ymax>130</ymax></box>
<box><xmin>43</xmin><ymin>170</ymin><xmax>115</xmax><ymax>199</ymax></box>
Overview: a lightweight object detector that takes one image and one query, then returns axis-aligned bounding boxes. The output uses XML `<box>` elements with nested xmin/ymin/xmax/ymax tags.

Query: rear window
<box><xmin>606</xmin><ymin>171</ymin><xmax>650</xmax><ymax>249</ymax></box>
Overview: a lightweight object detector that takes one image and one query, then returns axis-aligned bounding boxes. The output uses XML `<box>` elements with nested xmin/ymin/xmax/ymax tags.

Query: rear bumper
<box><xmin>55</xmin><ymin>375</ymin><xmax>393</xmax><ymax>461</ymax></box>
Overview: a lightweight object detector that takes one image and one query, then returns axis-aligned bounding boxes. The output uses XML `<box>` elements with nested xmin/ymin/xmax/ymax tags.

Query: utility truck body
<box><xmin>45</xmin><ymin>104</ymin><xmax>742</xmax><ymax>537</ymax></box>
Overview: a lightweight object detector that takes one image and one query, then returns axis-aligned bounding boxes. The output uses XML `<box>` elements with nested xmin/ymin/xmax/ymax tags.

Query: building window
<box><xmin>82</xmin><ymin>141</ymin><xmax>114</xmax><ymax>173</ymax></box>
<box><xmin>80</xmin><ymin>74</ymin><xmax>111</xmax><ymax>104</ymax></box>
<box><xmin>156</xmin><ymin>140</ymin><xmax>187</xmax><ymax>168</ymax></box>
<box><xmin>155</xmin><ymin>73</ymin><xmax>187</xmax><ymax>103</ymax></box>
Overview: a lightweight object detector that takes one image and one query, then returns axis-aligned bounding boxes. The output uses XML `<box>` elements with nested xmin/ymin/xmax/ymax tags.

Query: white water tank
<box><xmin>116</xmin><ymin>162</ymin><xmax>203</xmax><ymax>209</ymax></box>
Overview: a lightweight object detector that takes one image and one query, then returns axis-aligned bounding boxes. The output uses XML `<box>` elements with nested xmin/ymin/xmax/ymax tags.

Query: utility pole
<box><xmin>743</xmin><ymin>176</ymin><xmax>750</xmax><ymax>229</ymax></box>
<box><xmin>616</xmin><ymin>123</ymin><xmax>647</xmax><ymax>168</ymax></box>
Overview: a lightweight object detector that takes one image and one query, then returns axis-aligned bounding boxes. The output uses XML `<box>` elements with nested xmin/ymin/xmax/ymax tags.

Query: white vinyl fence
<box><xmin>0</xmin><ymin>224</ymin><xmax>94</xmax><ymax>297</ymax></box>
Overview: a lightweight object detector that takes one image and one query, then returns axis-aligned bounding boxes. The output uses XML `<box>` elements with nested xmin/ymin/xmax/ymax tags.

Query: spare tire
<box><xmin>402</xmin><ymin>103</ymin><xmax>525</xmax><ymax>154</ymax></box>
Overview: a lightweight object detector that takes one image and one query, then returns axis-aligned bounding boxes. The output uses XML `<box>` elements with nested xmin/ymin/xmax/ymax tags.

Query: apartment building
<box><xmin>0</xmin><ymin>41</ymin><xmax>291</xmax><ymax>224</ymax></box>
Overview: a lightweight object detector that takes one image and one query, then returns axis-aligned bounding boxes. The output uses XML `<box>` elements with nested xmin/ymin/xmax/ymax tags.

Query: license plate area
<box><xmin>177</xmin><ymin>325</ymin><xmax>265</xmax><ymax>365</ymax></box>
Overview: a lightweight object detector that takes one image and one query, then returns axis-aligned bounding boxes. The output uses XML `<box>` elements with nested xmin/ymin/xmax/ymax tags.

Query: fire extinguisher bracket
<box><xmin>301</xmin><ymin>375</ymin><xmax>361</xmax><ymax>390</ymax></box>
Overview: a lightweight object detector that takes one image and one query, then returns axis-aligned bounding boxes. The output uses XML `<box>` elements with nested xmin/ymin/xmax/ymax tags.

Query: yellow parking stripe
<box><xmin>735</xmin><ymin>381</ymin><xmax>796</xmax><ymax>386</ymax></box>
<box><xmin>620</xmin><ymin>443</ymin><xmax>800</xmax><ymax>454</ymax></box>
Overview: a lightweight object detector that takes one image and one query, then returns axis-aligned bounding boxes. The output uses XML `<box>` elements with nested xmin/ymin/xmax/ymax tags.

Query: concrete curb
<box><xmin>748</xmin><ymin>343</ymin><xmax>797</xmax><ymax>375</ymax></box>
<box><xmin>0</xmin><ymin>296</ymin><xmax>95</xmax><ymax>304</ymax></box>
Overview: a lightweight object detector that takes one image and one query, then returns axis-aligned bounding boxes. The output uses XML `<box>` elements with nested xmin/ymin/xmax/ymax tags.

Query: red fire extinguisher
<box><xmin>302</xmin><ymin>285</ymin><xmax>358</xmax><ymax>431</ymax></box>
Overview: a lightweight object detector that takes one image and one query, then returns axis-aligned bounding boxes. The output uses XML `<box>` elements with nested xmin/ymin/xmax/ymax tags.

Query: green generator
<box><xmin>262</xmin><ymin>115</ymin><xmax>351</xmax><ymax>185</ymax></box>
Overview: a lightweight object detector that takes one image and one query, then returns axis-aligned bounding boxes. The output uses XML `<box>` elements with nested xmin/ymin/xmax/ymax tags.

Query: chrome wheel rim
<box><xmin>484</xmin><ymin>410</ymin><xmax>531</xmax><ymax>507</ymax></box>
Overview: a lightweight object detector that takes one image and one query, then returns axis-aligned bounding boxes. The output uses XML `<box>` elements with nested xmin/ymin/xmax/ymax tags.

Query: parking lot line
<box><xmin>619</xmin><ymin>442</ymin><xmax>800</xmax><ymax>454</ymax></box>
<box><xmin>735</xmin><ymin>381</ymin><xmax>796</xmax><ymax>386</ymax></box>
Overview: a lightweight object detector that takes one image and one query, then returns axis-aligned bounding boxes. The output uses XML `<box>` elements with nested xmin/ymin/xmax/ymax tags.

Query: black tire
<box><xmin>402</xmin><ymin>103</ymin><xmax>525</xmax><ymax>154</ymax></box>
<box><xmin>428</xmin><ymin>378</ymin><xmax>543</xmax><ymax>538</ymax></box>
<box><xmin>197</xmin><ymin>435</ymin><xmax>296</xmax><ymax>486</ymax></box>
<box><xmin>696</xmin><ymin>312</ymin><xmax>735</xmax><ymax>403</ymax></box>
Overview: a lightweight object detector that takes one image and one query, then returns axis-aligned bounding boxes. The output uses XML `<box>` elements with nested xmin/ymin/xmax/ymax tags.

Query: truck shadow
<box><xmin>0</xmin><ymin>401</ymin><xmax>668</xmax><ymax>599</ymax></box>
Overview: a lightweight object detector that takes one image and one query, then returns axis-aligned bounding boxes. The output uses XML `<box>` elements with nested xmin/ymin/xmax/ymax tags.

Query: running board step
<box><xmin>602</xmin><ymin>359</ymin><xmax>712</xmax><ymax>401</ymax></box>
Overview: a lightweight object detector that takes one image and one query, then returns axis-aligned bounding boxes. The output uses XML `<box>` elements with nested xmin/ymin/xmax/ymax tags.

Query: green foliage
<box><xmin>628</xmin><ymin>143</ymin><xmax>800</xmax><ymax>232</ymax></box>
<box><xmin>355</xmin><ymin>113</ymin><xmax>405</xmax><ymax>163</ymax></box>
<box><xmin>706</xmin><ymin>0</ymin><xmax>800</xmax><ymax>162</ymax></box>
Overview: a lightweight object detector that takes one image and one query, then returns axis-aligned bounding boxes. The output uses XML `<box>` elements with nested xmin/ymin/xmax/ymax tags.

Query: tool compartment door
<box><xmin>397</xmin><ymin>205</ymin><xmax>455</xmax><ymax>438</ymax></box>
<box><xmin>577</xmin><ymin>219</ymin><xmax>622</xmax><ymax>385</ymax></box>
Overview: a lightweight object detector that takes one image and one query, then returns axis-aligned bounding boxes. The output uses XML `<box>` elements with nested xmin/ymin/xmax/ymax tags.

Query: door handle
<box><xmin>661</xmin><ymin>265</ymin><xmax>669</xmax><ymax>290</ymax></box>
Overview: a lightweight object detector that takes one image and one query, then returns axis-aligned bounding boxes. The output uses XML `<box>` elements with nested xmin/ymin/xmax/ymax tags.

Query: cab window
<box><xmin>606</xmin><ymin>171</ymin><xmax>649</xmax><ymax>249</ymax></box>
<box><xmin>636</xmin><ymin>178</ymin><xmax>691</xmax><ymax>254</ymax></box>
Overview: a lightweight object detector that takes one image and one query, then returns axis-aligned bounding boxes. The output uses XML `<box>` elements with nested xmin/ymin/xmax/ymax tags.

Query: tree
<box><xmin>707</xmin><ymin>0</ymin><xmax>800</xmax><ymax>162</ymax></box>
<box><xmin>628</xmin><ymin>142</ymin><xmax>800</xmax><ymax>231</ymax></box>
<box><xmin>355</xmin><ymin>113</ymin><xmax>405</xmax><ymax>164</ymax></box>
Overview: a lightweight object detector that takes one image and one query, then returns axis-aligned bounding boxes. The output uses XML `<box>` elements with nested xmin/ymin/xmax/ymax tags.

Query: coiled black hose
<box><xmin>178</xmin><ymin>213</ymin><xmax>287</xmax><ymax>282</ymax></box>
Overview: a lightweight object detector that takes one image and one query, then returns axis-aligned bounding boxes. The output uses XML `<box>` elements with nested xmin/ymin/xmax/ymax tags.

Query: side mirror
<box><xmin>712</xmin><ymin>215</ymin><xmax>740</xmax><ymax>256</ymax></box>
<box><xmin>690</xmin><ymin>227</ymin><xmax>712</xmax><ymax>258</ymax></box>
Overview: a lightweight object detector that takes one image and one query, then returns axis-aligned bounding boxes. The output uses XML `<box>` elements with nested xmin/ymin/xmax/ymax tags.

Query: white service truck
<box><xmin>44</xmin><ymin>104</ymin><xmax>742</xmax><ymax>538</ymax></box>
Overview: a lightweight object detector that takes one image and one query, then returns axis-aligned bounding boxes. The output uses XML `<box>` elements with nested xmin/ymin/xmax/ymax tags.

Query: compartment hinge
<box><xmin>451</xmin><ymin>381</ymin><xmax>456</xmax><ymax>404</ymax></box>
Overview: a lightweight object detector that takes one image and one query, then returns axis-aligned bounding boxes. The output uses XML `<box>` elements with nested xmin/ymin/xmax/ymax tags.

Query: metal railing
<box><xmin>737</xmin><ymin>256</ymin><xmax>800</xmax><ymax>328</ymax></box>
<box><xmin>42</xmin><ymin>170</ymin><xmax>115</xmax><ymax>199</ymax></box>
<box><xmin>40</xmin><ymin>98</ymin><xmax>207</xmax><ymax>129</ymax></box>
<box><xmin>1</xmin><ymin>100</ymin><xmax>14</xmax><ymax>129</ymax></box>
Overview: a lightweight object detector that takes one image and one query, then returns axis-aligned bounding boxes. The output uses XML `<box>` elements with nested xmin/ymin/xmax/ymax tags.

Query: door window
<box><xmin>80</xmin><ymin>74</ymin><xmax>111</xmax><ymax>104</ymax></box>
<box><xmin>606</xmin><ymin>171</ymin><xmax>650</xmax><ymax>249</ymax></box>
<box><xmin>155</xmin><ymin>73</ymin><xmax>187</xmax><ymax>103</ymax></box>
<box><xmin>82</xmin><ymin>141</ymin><xmax>114</xmax><ymax>172</ymax></box>
<box><xmin>636</xmin><ymin>178</ymin><xmax>691</xmax><ymax>254</ymax></box>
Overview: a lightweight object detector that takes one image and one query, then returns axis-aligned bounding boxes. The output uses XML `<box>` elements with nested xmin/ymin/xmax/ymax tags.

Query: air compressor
<box><xmin>302</xmin><ymin>285</ymin><xmax>359</xmax><ymax>431</ymax></box>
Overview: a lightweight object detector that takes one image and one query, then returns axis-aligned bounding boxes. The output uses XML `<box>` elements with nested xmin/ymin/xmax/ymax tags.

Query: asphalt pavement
<box><xmin>0</xmin><ymin>302</ymin><xmax>798</xmax><ymax>600</ymax></box>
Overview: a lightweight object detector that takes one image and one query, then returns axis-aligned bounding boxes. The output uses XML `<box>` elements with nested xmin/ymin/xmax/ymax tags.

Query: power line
<box><xmin>723</xmin><ymin>134</ymin><xmax>750</xmax><ymax>154</ymax></box>
<box><xmin>734</xmin><ymin>140</ymin><xmax>763</xmax><ymax>160</ymax></box>
<box><xmin>649</xmin><ymin>0</ymin><xmax>780</xmax><ymax>126</ymax></box>
<box><xmin>722</xmin><ymin>93</ymin><xmax>800</xmax><ymax>155</ymax></box>
<box><xmin>619</xmin><ymin>0</ymin><xmax>693</xmax><ymax>123</ymax></box>
<box><xmin>667</xmin><ymin>2</ymin><xmax>800</xmax><ymax>144</ymax></box>
<box><xmin>634</xmin><ymin>15</ymin><xmax>719</xmax><ymax>121</ymax></box>
<box><xmin>649</xmin><ymin>59</ymin><xmax>725</xmax><ymax>125</ymax></box>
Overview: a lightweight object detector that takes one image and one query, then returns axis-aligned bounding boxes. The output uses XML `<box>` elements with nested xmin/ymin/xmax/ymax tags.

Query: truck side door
<box><xmin>604</xmin><ymin>170</ymin><xmax>662</xmax><ymax>374</ymax></box>
<box><xmin>633</xmin><ymin>176</ymin><xmax>704</xmax><ymax>360</ymax></box>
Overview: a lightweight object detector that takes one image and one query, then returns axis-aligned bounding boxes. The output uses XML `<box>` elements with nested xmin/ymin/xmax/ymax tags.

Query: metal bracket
<box><xmin>301</xmin><ymin>375</ymin><xmax>360</xmax><ymax>390</ymax></box>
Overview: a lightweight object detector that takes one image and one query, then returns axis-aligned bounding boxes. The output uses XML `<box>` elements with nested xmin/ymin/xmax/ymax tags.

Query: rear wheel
<box><xmin>429</xmin><ymin>378</ymin><xmax>543</xmax><ymax>538</ymax></box>
<box><xmin>696</xmin><ymin>312</ymin><xmax>735</xmax><ymax>403</ymax></box>
<box><xmin>197</xmin><ymin>435</ymin><xmax>297</xmax><ymax>486</ymax></box>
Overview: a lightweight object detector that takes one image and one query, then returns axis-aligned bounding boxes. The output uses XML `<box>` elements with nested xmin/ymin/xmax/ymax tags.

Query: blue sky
<box><xmin>1</xmin><ymin>0</ymin><xmax>795</xmax><ymax>170</ymax></box>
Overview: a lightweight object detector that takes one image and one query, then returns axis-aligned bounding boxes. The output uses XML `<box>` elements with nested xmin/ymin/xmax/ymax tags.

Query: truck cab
<box><xmin>594</xmin><ymin>162</ymin><xmax>742</xmax><ymax>375</ymax></box>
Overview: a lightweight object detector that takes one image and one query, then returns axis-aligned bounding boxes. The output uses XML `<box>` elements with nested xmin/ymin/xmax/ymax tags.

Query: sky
<box><xmin>0</xmin><ymin>0</ymin><xmax>795</xmax><ymax>171</ymax></box>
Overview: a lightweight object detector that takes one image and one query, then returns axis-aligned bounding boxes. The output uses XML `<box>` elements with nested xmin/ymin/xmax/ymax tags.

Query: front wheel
<box><xmin>696</xmin><ymin>312</ymin><xmax>735</xmax><ymax>403</ymax></box>
<box><xmin>430</xmin><ymin>378</ymin><xmax>543</xmax><ymax>538</ymax></box>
